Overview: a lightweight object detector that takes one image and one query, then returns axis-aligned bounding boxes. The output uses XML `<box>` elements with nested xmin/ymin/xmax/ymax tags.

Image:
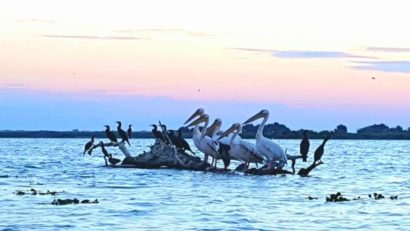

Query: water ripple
<box><xmin>1</xmin><ymin>138</ymin><xmax>410</xmax><ymax>230</ymax></box>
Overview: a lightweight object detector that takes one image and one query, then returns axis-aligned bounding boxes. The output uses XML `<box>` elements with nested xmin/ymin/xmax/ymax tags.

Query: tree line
<box><xmin>1</xmin><ymin>123</ymin><xmax>410</xmax><ymax>139</ymax></box>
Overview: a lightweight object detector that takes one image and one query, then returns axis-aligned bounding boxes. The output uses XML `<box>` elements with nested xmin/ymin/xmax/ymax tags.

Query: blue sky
<box><xmin>1</xmin><ymin>89</ymin><xmax>409</xmax><ymax>132</ymax></box>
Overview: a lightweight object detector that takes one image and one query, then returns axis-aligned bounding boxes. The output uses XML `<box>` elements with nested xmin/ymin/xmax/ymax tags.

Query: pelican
<box><xmin>218</xmin><ymin>123</ymin><xmax>264</xmax><ymax>170</ymax></box>
<box><xmin>186</xmin><ymin>114</ymin><xmax>221</xmax><ymax>167</ymax></box>
<box><xmin>184</xmin><ymin>108</ymin><xmax>205</xmax><ymax>148</ymax></box>
<box><xmin>243</xmin><ymin>109</ymin><xmax>287</xmax><ymax>169</ymax></box>
<box><xmin>184</xmin><ymin>108</ymin><xmax>208</xmax><ymax>161</ymax></box>
<box><xmin>206</xmin><ymin>118</ymin><xmax>231</xmax><ymax>169</ymax></box>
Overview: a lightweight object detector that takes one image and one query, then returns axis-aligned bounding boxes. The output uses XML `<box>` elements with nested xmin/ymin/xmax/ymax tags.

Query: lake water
<box><xmin>0</xmin><ymin>138</ymin><xmax>409</xmax><ymax>230</ymax></box>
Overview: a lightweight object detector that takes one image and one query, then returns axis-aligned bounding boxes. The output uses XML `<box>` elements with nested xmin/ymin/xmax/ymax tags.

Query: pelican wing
<box><xmin>239</xmin><ymin>140</ymin><xmax>265</xmax><ymax>162</ymax></box>
<box><xmin>258</xmin><ymin>137</ymin><xmax>286</xmax><ymax>162</ymax></box>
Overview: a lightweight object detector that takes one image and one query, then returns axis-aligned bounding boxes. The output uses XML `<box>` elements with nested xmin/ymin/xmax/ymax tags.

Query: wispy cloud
<box><xmin>114</xmin><ymin>28</ymin><xmax>216</xmax><ymax>37</ymax></box>
<box><xmin>40</xmin><ymin>34</ymin><xmax>150</xmax><ymax>40</ymax></box>
<box><xmin>352</xmin><ymin>61</ymin><xmax>410</xmax><ymax>73</ymax></box>
<box><xmin>273</xmin><ymin>50</ymin><xmax>375</xmax><ymax>59</ymax></box>
<box><xmin>14</xmin><ymin>19</ymin><xmax>54</xmax><ymax>23</ymax></box>
<box><xmin>230</xmin><ymin>48</ymin><xmax>376</xmax><ymax>59</ymax></box>
<box><xmin>0</xmin><ymin>83</ymin><xmax>28</xmax><ymax>90</ymax></box>
<box><xmin>367</xmin><ymin>47</ymin><xmax>410</xmax><ymax>52</ymax></box>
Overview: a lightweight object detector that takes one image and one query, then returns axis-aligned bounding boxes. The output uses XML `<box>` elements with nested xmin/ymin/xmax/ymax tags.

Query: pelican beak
<box><xmin>186</xmin><ymin>114</ymin><xmax>209</xmax><ymax>127</ymax></box>
<box><xmin>206</xmin><ymin>119</ymin><xmax>221</xmax><ymax>134</ymax></box>
<box><xmin>243</xmin><ymin>110</ymin><xmax>266</xmax><ymax>124</ymax></box>
<box><xmin>217</xmin><ymin>124</ymin><xmax>237</xmax><ymax>141</ymax></box>
<box><xmin>184</xmin><ymin>108</ymin><xmax>204</xmax><ymax>125</ymax></box>
<box><xmin>149</xmin><ymin>124</ymin><xmax>155</xmax><ymax>127</ymax></box>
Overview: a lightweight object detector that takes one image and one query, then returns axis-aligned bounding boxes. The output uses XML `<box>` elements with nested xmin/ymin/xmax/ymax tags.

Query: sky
<box><xmin>1</xmin><ymin>0</ymin><xmax>410</xmax><ymax>132</ymax></box>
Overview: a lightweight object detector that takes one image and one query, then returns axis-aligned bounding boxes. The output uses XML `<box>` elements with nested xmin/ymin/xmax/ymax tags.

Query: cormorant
<box><xmin>127</xmin><ymin>125</ymin><xmax>132</xmax><ymax>139</ymax></box>
<box><xmin>158</xmin><ymin>122</ymin><xmax>172</xmax><ymax>145</ymax></box>
<box><xmin>314</xmin><ymin>135</ymin><xmax>330</xmax><ymax>164</ymax></box>
<box><xmin>150</xmin><ymin>124</ymin><xmax>166</xmax><ymax>143</ymax></box>
<box><xmin>108</xmin><ymin>154</ymin><xmax>121</xmax><ymax>165</ymax></box>
<box><xmin>176</xmin><ymin>129</ymin><xmax>195</xmax><ymax>155</ymax></box>
<box><xmin>104</xmin><ymin>125</ymin><xmax>118</xmax><ymax>143</ymax></box>
<box><xmin>300</xmin><ymin>130</ymin><xmax>310</xmax><ymax>162</ymax></box>
<box><xmin>161</xmin><ymin>125</ymin><xmax>195</xmax><ymax>155</ymax></box>
<box><xmin>83</xmin><ymin>135</ymin><xmax>95</xmax><ymax>155</ymax></box>
<box><xmin>100</xmin><ymin>141</ymin><xmax>109</xmax><ymax>157</ymax></box>
<box><xmin>116</xmin><ymin>121</ymin><xmax>131</xmax><ymax>146</ymax></box>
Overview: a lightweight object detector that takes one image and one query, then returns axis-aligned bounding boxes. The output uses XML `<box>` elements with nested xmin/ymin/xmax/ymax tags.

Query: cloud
<box><xmin>367</xmin><ymin>47</ymin><xmax>410</xmax><ymax>52</ymax></box>
<box><xmin>230</xmin><ymin>48</ymin><xmax>376</xmax><ymax>59</ymax></box>
<box><xmin>0</xmin><ymin>83</ymin><xmax>27</xmax><ymax>90</ymax></box>
<box><xmin>352</xmin><ymin>61</ymin><xmax>410</xmax><ymax>73</ymax></box>
<box><xmin>14</xmin><ymin>19</ymin><xmax>54</xmax><ymax>23</ymax></box>
<box><xmin>40</xmin><ymin>34</ymin><xmax>149</xmax><ymax>40</ymax></box>
<box><xmin>114</xmin><ymin>28</ymin><xmax>216</xmax><ymax>37</ymax></box>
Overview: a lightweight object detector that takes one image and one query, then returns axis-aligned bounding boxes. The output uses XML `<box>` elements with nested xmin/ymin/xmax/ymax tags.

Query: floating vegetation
<box><xmin>369</xmin><ymin>193</ymin><xmax>385</xmax><ymax>200</ymax></box>
<box><xmin>326</xmin><ymin>192</ymin><xmax>350</xmax><ymax>202</ymax></box>
<box><xmin>51</xmin><ymin>198</ymin><xmax>99</xmax><ymax>205</ymax></box>
<box><xmin>323</xmin><ymin>192</ymin><xmax>399</xmax><ymax>203</ymax></box>
<box><xmin>14</xmin><ymin>188</ymin><xmax>61</xmax><ymax>196</ymax></box>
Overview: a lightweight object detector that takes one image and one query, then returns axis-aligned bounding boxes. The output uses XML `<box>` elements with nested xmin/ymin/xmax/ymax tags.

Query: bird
<box><xmin>184</xmin><ymin>108</ymin><xmax>208</xmax><ymax>161</ymax></box>
<box><xmin>116</xmin><ymin>121</ymin><xmax>131</xmax><ymax>146</ymax></box>
<box><xmin>159</xmin><ymin>122</ymin><xmax>172</xmax><ymax>145</ymax></box>
<box><xmin>218</xmin><ymin>123</ymin><xmax>264</xmax><ymax>170</ymax></box>
<box><xmin>150</xmin><ymin>124</ymin><xmax>167</xmax><ymax>144</ymax></box>
<box><xmin>300</xmin><ymin>130</ymin><xmax>310</xmax><ymax>162</ymax></box>
<box><xmin>160</xmin><ymin>124</ymin><xmax>192</xmax><ymax>153</ymax></box>
<box><xmin>83</xmin><ymin>135</ymin><xmax>95</xmax><ymax>155</ymax></box>
<box><xmin>243</xmin><ymin>109</ymin><xmax>287</xmax><ymax>170</ymax></box>
<box><xmin>371</xmin><ymin>77</ymin><xmax>376</xmax><ymax>80</ymax></box>
<box><xmin>104</xmin><ymin>125</ymin><xmax>118</xmax><ymax>143</ymax></box>
<box><xmin>108</xmin><ymin>154</ymin><xmax>121</xmax><ymax>165</ymax></box>
<box><xmin>176</xmin><ymin>128</ymin><xmax>196</xmax><ymax>155</ymax></box>
<box><xmin>127</xmin><ymin>125</ymin><xmax>132</xmax><ymax>139</ymax></box>
<box><xmin>186</xmin><ymin>114</ymin><xmax>221</xmax><ymax>168</ymax></box>
<box><xmin>100</xmin><ymin>141</ymin><xmax>109</xmax><ymax>157</ymax></box>
<box><xmin>205</xmin><ymin>118</ymin><xmax>232</xmax><ymax>169</ymax></box>
<box><xmin>314</xmin><ymin>135</ymin><xmax>330</xmax><ymax>164</ymax></box>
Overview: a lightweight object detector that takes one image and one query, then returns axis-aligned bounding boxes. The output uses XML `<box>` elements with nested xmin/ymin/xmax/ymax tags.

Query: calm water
<box><xmin>0</xmin><ymin>138</ymin><xmax>409</xmax><ymax>230</ymax></box>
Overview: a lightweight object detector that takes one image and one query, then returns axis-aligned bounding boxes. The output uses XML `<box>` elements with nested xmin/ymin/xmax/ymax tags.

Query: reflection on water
<box><xmin>0</xmin><ymin>138</ymin><xmax>410</xmax><ymax>230</ymax></box>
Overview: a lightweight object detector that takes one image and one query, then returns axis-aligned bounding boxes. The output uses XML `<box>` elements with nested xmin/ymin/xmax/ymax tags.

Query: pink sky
<box><xmin>1</xmin><ymin>0</ymin><xmax>409</xmax><ymax>130</ymax></box>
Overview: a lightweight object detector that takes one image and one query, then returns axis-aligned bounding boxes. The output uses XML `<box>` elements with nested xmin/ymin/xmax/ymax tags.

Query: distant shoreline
<box><xmin>1</xmin><ymin>130</ymin><xmax>410</xmax><ymax>140</ymax></box>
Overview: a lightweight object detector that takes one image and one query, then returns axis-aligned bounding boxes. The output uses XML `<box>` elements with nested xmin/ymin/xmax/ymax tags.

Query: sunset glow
<box><xmin>1</xmin><ymin>0</ymin><xmax>409</xmax><ymax>130</ymax></box>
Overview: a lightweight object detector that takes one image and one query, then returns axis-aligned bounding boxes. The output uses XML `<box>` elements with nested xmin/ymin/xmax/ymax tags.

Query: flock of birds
<box><xmin>83</xmin><ymin>108</ymin><xmax>330</xmax><ymax>170</ymax></box>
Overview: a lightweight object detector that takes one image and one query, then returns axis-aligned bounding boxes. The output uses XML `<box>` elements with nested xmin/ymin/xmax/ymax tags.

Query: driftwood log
<box><xmin>88</xmin><ymin>141</ymin><xmax>322</xmax><ymax>176</ymax></box>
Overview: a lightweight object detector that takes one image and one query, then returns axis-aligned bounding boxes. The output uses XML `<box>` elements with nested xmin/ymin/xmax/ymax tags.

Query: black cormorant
<box><xmin>176</xmin><ymin>129</ymin><xmax>195</xmax><ymax>155</ymax></box>
<box><xmin>83</xmin><ymin>135</ymin><xmax>95</xmax><ymax>155</ymax></box>
<box><xmin>159</xmin><ymin>123</ymin><xmax>172</xmax><ymax>145</ymax></box>
<box><xmin>116</xmin><ymin>121</ymin><xmax>131</xmax><ymax>146</ymax></box>
<box><xmin>314</xmin><ymin>135</ymin><xmax>330</xmax><ymax>164</ymax></box>
<box><xmin>104</xmin><ymin>125</ymin><xmax>118</xmax><ymax>143</ymax></box>
<box><xmin>100</xmin><ymin>141</ymin><xmax>109</xmax><ymax>157</ymax></box>
<box><xmin>300</xmin><ymin>130</ymin><xmax>310</xmax><ymax>162</ymax></box>
<box><xmin>150</xmin><ymin>124</ymin><xmax>166</xmax><ymax>143</ymax></box>
<box><xmin>108</xmin><ymin>154</ymin><xmax>121</xmax><ymax>165</ymax></box>
<box><xmin>127</xmin><ymin>125</ymin><xmax>132</xmax><ymax>139</ymax></box>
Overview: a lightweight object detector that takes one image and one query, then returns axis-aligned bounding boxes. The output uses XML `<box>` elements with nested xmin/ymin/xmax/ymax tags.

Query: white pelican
<box><xmin>184</xmin><ymin>108</ymin><xmax>205</xmax><ymax>150</ymax></box>
<box><xmin>218</xmin><ymin>123</ymin><xmax>264</xmax><ymax>170</ymax></box>
<box><xmin>243</xmin><ymin>109</ymin><xmax>287</xmax><ymax>169</ymax></box>
<box><xmin>186</xmin><ymin>114</ymin><xmax>221</xmax><ymax>168</ymax></box>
